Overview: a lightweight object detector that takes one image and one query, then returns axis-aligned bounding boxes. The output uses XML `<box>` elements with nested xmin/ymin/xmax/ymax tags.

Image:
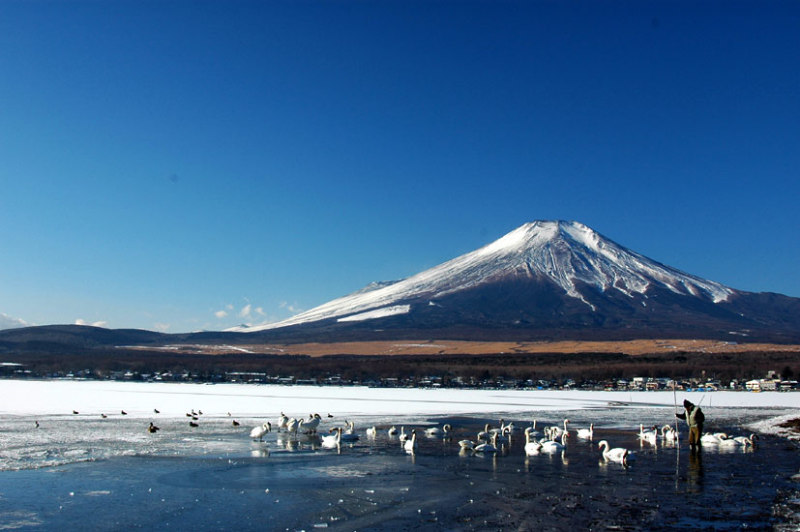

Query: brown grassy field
<box><xmin>154</xmin><ymin>338</ymin><xmax>800</xmax><ymax>356</ymax></box>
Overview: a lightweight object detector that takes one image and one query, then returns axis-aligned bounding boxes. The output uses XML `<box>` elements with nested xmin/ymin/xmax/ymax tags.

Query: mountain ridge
<box><xmin>3</xmin><ymin>220</ymin><xmax>800</xmax><ymax>347</ymax></box>
<box><xmin>228</xmin><ymin>220</ymin><xmax>740</xmax><ymax>333</ymax></box>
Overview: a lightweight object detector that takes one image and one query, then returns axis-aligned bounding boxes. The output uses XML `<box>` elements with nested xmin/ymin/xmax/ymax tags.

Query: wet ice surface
<box><xmin>2</xmin><ymin>405</ymin><xmax>800</xmax><ymax>530</ymax></box>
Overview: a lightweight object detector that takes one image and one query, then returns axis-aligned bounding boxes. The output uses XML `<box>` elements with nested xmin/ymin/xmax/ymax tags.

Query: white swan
<box><xmin>321</xmin><ymin>427</ymin><xmax>342</xmax><ymax>449</ymax></box>
<box><xmin>718</xmin><ymin>436</ymin><xmax>743</xmax><ymax>447</ymax></box>
<box><xmin>398</xmin><ymin>426</ymin><xmax>408</xmax><ymax>443</ymax></box>
<box><xmin>542</xmin><ymin>432</ymin><xmax>568</xmax><ymax>454</ymax></box>
<box><xmin>528</xmin><ymin>419</ymin><xmax>542</xmax><ymax>437</ymax></box>
<box><xmin>340</xmin><ymin>421</ymin><xmax>359</xmax><ymax>442</ymax></box>
<box><xmin>388</xmin><ymin>426</ymin><xmax>398</xmax><ymax>436</ymax></box>
<box><xmin>524</xmin><ymin>427</ymin><xmax>543</xmax><ymax>456</ymax></box>
<box><xmin>700</xmin><ymin>433</ymin><xmax>725</xmax><ymax>445</ymax></box>
<box><xmin>733</xmin><ymin>433</ymin><xmax>758</xmax><ymax>446</ymax></box>
<box><xmin>366</xmin><ymin>426</ymin><xmax>377</xmax><ymax>438</ymax></box>
<box><xmin>660</xmin><ymin>424</ymin><xmax>678</xmax><ymax>442</ymax></box>
<box><xmin>598</xmin><ymin>440</ymin><xmax>631</xmax><ymax>466</ymax></box>
<box><xmin>303</xmin><ymin>413</ymin><xmax>321</xmax><ymax>434</ymax></box>
<box><xmin>458</xmin><ymin>439</ymin><xmax>475</xmax><ymax>451</ymax></box>
<box><xmin>548</xmin><ymin>419</ymin><xmax>570</xmax><ymax>438</ymax></box>
<box><xmin>477</xmin><ymin>423</ymin><xmax>492</xmax><ymax>441</ymax></box>
<box><xmin>250</xmin><ymin>422</ymin><xmax>271</xmax><ymax>441</ymax></box>
<box><xmin>425</xmin><ymin>423</ymin><xmax>452</xmax><ymax>438</ymax></box>
<box><xmin>492</xmin><ymin>426</ymin><xmax>512</xmax><ymax>445</ymax></box>
<box><xmin>638</xmin><ymin>424</ymin><xmax>658</xmax><ymax>445</ymax></box>
<box><xmin>286</xmin><ymin>417</ymin><xmax>301</xmax><ymax>435</ymax></box>
<box><xmin>576</xmin><ymin>423</ymin><xmax>594</xmax><ymax>440</ymax></box>
<box><xmin>277</xmin><ymin>412</ymin><xmax>289</xmax><ymax>432</ymax></box>
<box><xmin>404</xmin><ymin>429</ymin><xmax>417</xmax><ymax>453</ymax></box>
<box><xmin>474</xmin><ymin>432</ymin><xmax>498</xmax><ymax>453</ymax></box>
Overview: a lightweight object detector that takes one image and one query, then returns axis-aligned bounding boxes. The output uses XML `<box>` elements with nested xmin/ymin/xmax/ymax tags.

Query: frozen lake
<box><xmin>1</xmin><ymin>380</ymin><xmax>799</xmax><ymax>529</ymax></box>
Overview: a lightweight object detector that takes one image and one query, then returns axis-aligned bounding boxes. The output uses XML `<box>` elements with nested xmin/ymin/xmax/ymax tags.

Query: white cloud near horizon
<box><xmin>75</xmin><ymin>318</ymin><xmax>108</xmax><ymax>327</ymax></box>
<box><xmin>214</xmin><ymin>309</ymin><xmax>228</xmax><ymax>319</ymax></box>
<box><xmin>0</xmin><ymin>313</ymin><xmax>29</xmax><ymax>330</ymax></box>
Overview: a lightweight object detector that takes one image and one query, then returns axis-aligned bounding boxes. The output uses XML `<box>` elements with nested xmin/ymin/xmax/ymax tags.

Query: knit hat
<box><xmin>683</xmin><ymin>399</ymin><xmax>694</xmax><ymax>409</ymax></box>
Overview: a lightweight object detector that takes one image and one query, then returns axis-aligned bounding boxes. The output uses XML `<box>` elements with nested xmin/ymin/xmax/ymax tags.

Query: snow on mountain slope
<box><xmin>229</xmin><ymin>221</ymin><xmax>734</xmax><ymax>332</ymax></box>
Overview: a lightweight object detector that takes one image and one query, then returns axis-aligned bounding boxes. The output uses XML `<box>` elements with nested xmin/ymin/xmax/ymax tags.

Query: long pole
<box><xmin>672</xmin><ymin>380</ymin><xmax>680</xmax><ymax>444</ymax></box>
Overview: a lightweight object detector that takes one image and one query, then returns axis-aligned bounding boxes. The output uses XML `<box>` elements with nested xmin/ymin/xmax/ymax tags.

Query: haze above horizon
<box><xmin>2</xmin><ymin>1</ymin><xmax>798</xmax><ymax>333</ymax></box>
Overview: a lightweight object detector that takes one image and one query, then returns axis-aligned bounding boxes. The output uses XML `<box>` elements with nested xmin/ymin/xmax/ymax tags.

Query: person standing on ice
<box><xmin>675</xmin><ymin>399</ymin><xmax>705</xmax><ymax>449</ymax></box>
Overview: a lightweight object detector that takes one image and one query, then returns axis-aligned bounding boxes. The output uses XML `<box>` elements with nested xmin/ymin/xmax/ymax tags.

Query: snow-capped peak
<box><xmin>230</xmin><ymin>220</ymin><xmax>734</xmax><ymax>332</ymax></box>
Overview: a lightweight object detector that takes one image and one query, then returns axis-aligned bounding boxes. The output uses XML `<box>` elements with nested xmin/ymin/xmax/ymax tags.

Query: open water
<box><xmin>1</xmin><ymin>404</ymin><xmax>799</xmax><ymax>530</ymax></box>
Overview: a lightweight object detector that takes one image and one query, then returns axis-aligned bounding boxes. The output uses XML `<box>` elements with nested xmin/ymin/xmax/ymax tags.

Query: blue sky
<box><xmin>1</xmin><ymin>1</ymin><xmax>799</xmax><ymax>332</ymax></box>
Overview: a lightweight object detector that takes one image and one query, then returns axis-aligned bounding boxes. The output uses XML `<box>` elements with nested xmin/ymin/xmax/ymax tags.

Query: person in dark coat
<box><xmin>676</xmin><ymin>399</ymin><xmax>705</xmax><ymax>448</ymax></box>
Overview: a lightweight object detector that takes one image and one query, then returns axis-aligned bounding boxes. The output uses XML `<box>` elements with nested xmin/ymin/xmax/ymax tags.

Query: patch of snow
<box><xmin>337</xmin><ymin>305</ymin><xmax>410</xmax><ymax>322</ymax></box>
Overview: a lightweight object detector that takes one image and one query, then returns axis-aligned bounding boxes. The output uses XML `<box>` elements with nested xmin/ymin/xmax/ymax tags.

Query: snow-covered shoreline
<box><xmin>3</xmin><ymin>379</ymin><xmax>798</xmax><ymax>421</ymax></box>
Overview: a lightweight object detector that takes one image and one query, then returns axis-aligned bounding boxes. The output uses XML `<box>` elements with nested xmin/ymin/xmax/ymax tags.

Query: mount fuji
<box><xmin>232</xmin><ymin>221</ymin><xmax>800</xmax><ymax>343</ymax></box>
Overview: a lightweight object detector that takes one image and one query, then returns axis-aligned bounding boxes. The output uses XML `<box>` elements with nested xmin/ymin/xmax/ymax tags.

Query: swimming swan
<box><xmin>474</xmin><ymin>432</ymin><xmax>499</xmax><ymax>453</ymax></box>
<box><xmin>576</xmin><ymin>423</ymin><xmax>594</xmax><ymax>439</ymax></box>
<box><xmin>524</xmin><ymin>427</ymin><xmax>543</xmax><ymax>456</ymax></box>
<box><xmin>598</xmin><ymin>440</ymin><xmax>631</xmax><ymax>466</ymax></box>
<box><xmin>638</xmin><ymin>424</ymin><xmax>658</xmax><ymax>445</ymax></box>
<box><xmin>321</xmin><ymin>427</ymin><xmax>342</xmax><ymax>449</ymax></box>
<box><xmin>548</xmin><ymin>419</ymin><xmax>570</xmax><ymax>439</ymax></box>
<box><xmin>425</xmin><ymin>424</ymin><xmax>452</xmax><ymax>437</ymax></box>
<box><xmin>404</xmin><ymin>429</ymin><xmax>418</xmax><ymax>453</ymax></box>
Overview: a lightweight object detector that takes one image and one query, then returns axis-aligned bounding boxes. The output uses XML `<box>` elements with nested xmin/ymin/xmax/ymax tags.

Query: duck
<box><xmin>598</xmin><ymin>440</ymin><xmax>631</xmax><ymax>466</ymax></box>
<box><xmin>101</xmin><ymin>413</ymin><xmax>108</xmax><ymax>419</ymax></box>
<box><xmin>576</xmin><ymin>423</ymin><xmax>594</xmax><ymax>440</ymax></box>
<box><xmin>404</xmin><ymin>429</ymin><xmax>418</xmax><ymax>453</ymax></box>
<box><xmin>250</xmin><ymin>422</ymin><xmax>271</xmax><ymax>441</ymax></box>
<box><xmin>524</xmin><ymin>427</ymin><xmax>542</xmax><ymax>456</ymax></box>
<box><xmin>147</xmin><ymin>422</ymin><xmax>160</xmax><ymax>433</ymax></box>
<box><xmin>153</xmin><ymin>409</ymin><xmax>160</xmax><ymax>414</ymax></box>
<box><xmin>232</xmin><ymin>419</ymin><xmax>240</xmax><ymax>427</ymax></box>
<box><xmin>121</xmin><ymin>410</ymin><xmax>128</xmax><ymax>416</ymax></box>
<box><xmin>189</xmin><ymin>421</ymin><xmax>199</xmax><ymax>428</ymax></box>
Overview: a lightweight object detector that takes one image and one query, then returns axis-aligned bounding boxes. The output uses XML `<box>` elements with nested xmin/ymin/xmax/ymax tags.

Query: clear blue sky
<box><xmin>2</xmin><ymin>1</ymin><xmax>799</xmax><ymax>332</ymax></box>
